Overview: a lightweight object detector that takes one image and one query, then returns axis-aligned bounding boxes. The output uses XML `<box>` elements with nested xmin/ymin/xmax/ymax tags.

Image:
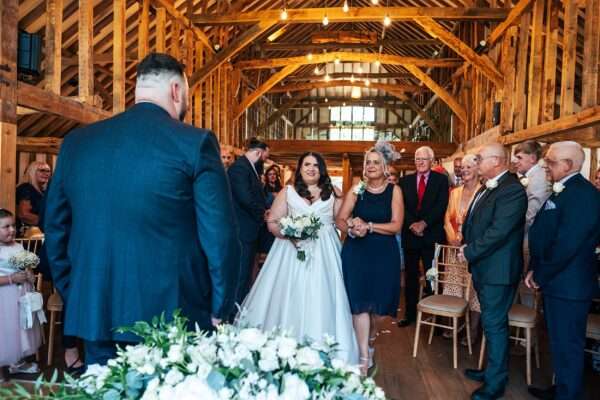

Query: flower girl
<box><xmin>0</xmin><ymin>209</ymin><xmax>42</xmax><ymax>382</ymax></box>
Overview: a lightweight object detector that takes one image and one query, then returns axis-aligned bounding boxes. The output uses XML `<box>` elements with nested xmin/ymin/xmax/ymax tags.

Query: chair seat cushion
<box><xmin>418</xmin><ymin>295</ymin><xmax>467</xmax><ymax>314</ymax></box>
<box><xmin>587</xmin><ymin>314</ymin><xmax>600</xmax><ymax>338</ymax></box>
<box><xmin>508</xmin><ymin>304</ymin><xmax>536</xmax><ymax>325</ymax></box>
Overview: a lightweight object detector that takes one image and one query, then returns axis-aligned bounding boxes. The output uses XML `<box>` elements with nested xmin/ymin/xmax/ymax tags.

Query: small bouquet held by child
<box><xmin>279</xmin><ymin>214</ymin><xmax>323</xmax><ymax>261</ymax></box>
<box><xmin>8</xmin><ymin>251</ymin><xmax>40</xmax><ymax>273</ymax></box>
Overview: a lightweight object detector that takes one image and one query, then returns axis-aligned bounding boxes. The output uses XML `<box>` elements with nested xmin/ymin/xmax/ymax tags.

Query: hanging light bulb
<box><xmin>324</xmin><ymin>73</ymin><xmax>331</xmax><ymax>82</ymax></box>
<box><xmin>375</xmin><ymin>60</ymin><xmax>381</xmax><ymax>67</ymax></box>
<box><xmin>350</xmin><ymin>75</ymin><xmax>355</xmax><ymax>83</ymax></box>
<box><xmin>342</xmin><ymin>0</ymin><xmax>349</xmax><ymax>12</ymax></box>
<box><xmin>371</xmin><ymin>0</ymin><xmax>379</xmax><ymax>4</ymax></box>
<box><xmin>325</xmin><ymin>97</ymin><xmax>329</xmax><ymax>103</ymax></box>
<box><xmin>369</xmin><ymin>102</ymin><xmax>373</xmax><ymax>107</ymax></box>
<box><xmin>322</xmin><ymin>14</ymin><xmax>329</xmax><ymax>26</ymax></box>
<box><xmin>342</xmin><ymin>102</ymin><xmax>346</xmax><ymax>107</ymax></box>
<box><xmin>383</xmin><ymin>14</ymin><xmax>391</xmax><ymax>27</ymax></box>
<box><xmin>307</xmin><ymin>52</ymin><xmax>313</xmax><ymax>60</ymax></box>
<box><xmin>314</xmin><ymin>66</ymin><xmax>320</xmax><ymax>74</ymax></box>
<box><xmin>351</xmin><ymin>86</ymin><xmax>361</xmax><ymax>99</ymax></box>
<box><xmin>280</xmin><ymin>8</ymin><xmax>288</xmax><ymax>20</ymax></box>
<box><xmin>334</xmin><ymin>57</ymin><xmax>340</xmax><ymax>65</ymax></box>
<box><xmin>365</xmin><ymin>78</ymin><xmax>370</xmax><ymax>86</ymax></box>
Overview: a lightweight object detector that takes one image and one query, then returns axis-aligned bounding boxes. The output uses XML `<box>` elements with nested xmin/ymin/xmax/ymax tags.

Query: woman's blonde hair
<box><xmin>21</xmin><ymin>161</ymin><xmax>50</xmax><ymax>191</ymax></box>
<box><xmin>362</xmin><ymin>140</ymin><xmax>401</xmax><ymax>179</ymax></box>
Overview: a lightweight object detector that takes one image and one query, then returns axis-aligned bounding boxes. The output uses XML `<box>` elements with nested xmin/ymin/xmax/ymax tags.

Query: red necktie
<box><xmin>417</xmin><ymin>174</ymin><xmax>426</xmax><ymax>211</ymax></box>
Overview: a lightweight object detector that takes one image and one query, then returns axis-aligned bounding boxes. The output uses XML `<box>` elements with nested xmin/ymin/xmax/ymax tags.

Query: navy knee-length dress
<box><xmin>341</xmin><ymin>183</ymin><xmax>401</xmax><ymax>317</ymax></box>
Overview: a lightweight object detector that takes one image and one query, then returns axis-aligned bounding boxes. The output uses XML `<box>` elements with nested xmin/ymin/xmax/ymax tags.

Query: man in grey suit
<box><xmin>459</xmin><ymin>143</ymin><xmax>528</xmax><ymax>400</ymax></box>
<box><xmin>44</xmin><ymin>53</ymin><xmax>240</xmax><ymax>366</ymax></box>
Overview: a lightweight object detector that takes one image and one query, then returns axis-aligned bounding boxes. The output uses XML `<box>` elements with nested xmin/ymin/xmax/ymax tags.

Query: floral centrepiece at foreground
<box><xmin>1</xmin><ymin>312</ymin><xmax>385</xmax><ymax>400</ymax></box>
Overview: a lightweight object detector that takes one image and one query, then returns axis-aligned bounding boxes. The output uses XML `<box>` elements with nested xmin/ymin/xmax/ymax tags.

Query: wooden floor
<box><xmin>4</xmin><ymin>314</ymin><xmax>600</xmax><ymax>399</ymax></box>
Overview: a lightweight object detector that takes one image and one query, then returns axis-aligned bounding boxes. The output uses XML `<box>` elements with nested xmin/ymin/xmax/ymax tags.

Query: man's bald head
<box><xmin>477</xmin><ymin>142</ymin><xmax>509</xmax><ymax>179</ymax></box>
<box><xmin>544</xmin><ymin>141</ymin><xmax>585</xmax><ymax>182</ymax></box>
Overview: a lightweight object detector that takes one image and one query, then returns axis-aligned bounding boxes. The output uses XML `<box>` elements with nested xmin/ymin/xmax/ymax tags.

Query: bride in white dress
<box><xmin>237</xmin><ymin>152</ymin><xmax>359</xmax><ymax>365</ymax></box>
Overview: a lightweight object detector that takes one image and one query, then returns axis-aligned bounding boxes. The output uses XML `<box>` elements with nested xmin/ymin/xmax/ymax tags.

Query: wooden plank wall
<box><xmin>451</xmin><ymin>0</ymin><xmax>600</xmax><ymax>146</ymax></box>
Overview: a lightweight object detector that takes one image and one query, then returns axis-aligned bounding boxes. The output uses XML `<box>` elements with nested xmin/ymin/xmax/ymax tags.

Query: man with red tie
<box><xmin>398</xmin><ymin>146</ymin><xmax>449</xmax><ymax>327</ymax></box>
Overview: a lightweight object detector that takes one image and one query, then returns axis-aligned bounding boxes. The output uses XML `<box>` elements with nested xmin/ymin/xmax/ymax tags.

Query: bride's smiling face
<box><xmin>300</xmin><ymin>155</ymin><xmax>320</xmax><ymax>185</ymax></box>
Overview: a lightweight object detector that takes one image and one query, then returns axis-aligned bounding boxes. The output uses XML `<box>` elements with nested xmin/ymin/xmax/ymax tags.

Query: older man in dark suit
<box><xmin>227</xmin><ymin>138</ymin><xmax>270</xmax><ymax>306</ymax></box>
<box><xmin>398</xmin><ymin>146</ymin><xmax>449</xmax><ymax>327</ymax></box>
<box><xmin>526</xmin><ymin>141</ymin><xmax>600</xmax><ymax>400</ymax></box>
<box><xmin>460</xmin><ymin>143</ymin><xmax>527</xmax><ymax>400</ymax></box>
<box><xmin>44</xmin><ymin>53</ymin><xmax>240</xmax><ymax>366</ymax></box>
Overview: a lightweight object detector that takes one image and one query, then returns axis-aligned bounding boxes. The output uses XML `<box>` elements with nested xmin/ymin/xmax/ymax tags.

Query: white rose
<box><xmin>552</xmin><ymin>182</ymin><xmax>565</xmax><ymax>194</ymax></box>
<box><xmin>125</xmin><ymin>345</ymin><xmax>150</xmax><ymax>366</ymax></box>
<box><xmin>164</xmin><ymin>368</ymin><xmax>184</xmax><ymax>386</ymax></box>
<box><xmin>485</xmin><ymin>179</ymin><xmax>498</xmax><ymax>190</ymax></box>
<box><xmin>173</xmin><ymin>376</ymin><xmax>219</xmax><ymax>400</ymax></box>
<box><xmin>138</xmin><ymin>362</ymin><xmax>156</xmax><ymax>376</ymax></box>
<box><xmin>277</xmin><ymin>337</ymin><xmax>298</xmax><ymax>359</ymax></box>
<box><xmin>218</xmin><ymin>387</ymin><xmax>234</xmax><ymax>400</ymax></box>
<box><xmin>295</xmin><ymin>347</ymin><xmax>323</xmax><ymax>371</ymax></box>
<box><xmin>520</xmin><ymin>177</ymin><xmax>529</xmax><ymax>187</ymax></box>
<box><xmin>281</xmin><ymin>373</ymin><xmax>310</xmax><ymax>400</ymax></box>
<box><xmin>167</xmin><ymin>344</ymin><xmax>185</xmax><ymax>364</ymax></box>
<box><xmin>238</xmin><ymin>328</ymin><xmax>268</xmax><ymax>351</ymax></box>
<box><xmin>158</xmin><ymin>385</ymin><xmax>176</xmax><ymax>400</ymax></box>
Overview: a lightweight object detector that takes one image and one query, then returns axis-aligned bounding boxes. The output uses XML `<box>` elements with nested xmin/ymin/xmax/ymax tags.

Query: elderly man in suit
<box><xmin>526</xmin><ymin>141</ymin><xmax>600</xmax><ymax>400</ymax></box>
<box><xmin>227</xmin><ymin>138</ymin><xmax>270</xmax><ymax>306</ymax></box>
<box><xmin>459</xmin><ymin>143</ymin><xmax>527</xmax><ymax>400</ymax></box>
<box><xmin>44</xmin><ymin>53</ymin><xmax>240</xmax><ymax>366</ymax></box>
<box><xmin>398</xmin><ymin>146</ymin><xmax>449</xmax><ymax>327</ymax></box>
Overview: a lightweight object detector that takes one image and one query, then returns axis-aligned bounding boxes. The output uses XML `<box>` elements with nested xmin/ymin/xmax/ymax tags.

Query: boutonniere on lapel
<box><xmin>485</xmin><ymin>179</ymin><xmax>498</xmax><ymax>190</ymax></box>
<box><xmin>552</xmin><ymin>182</ymin><xmax>565</xmax><ymax>195</ymax></box>
<box><xmin>353</xmin><ymin>180</ymin><xmax>367</xmax><ymax>198</ymax></box>
<box><xmin>520</xmin><ymin>177</ymin><xmax>529</xmax><ymax>187</ymax></box>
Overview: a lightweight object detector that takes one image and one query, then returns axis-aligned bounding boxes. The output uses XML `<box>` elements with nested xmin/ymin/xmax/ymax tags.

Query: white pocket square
<box><xmin>544</xmin><ymin>200</ymin><xmax>557</xmax><ymax>210</ymax></box>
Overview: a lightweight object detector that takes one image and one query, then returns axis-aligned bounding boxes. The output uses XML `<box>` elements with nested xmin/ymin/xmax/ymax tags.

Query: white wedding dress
<box><xmin>237</xmin><ymin>186</ymin><xmax>359</xmax><ymax>364</ymax></box>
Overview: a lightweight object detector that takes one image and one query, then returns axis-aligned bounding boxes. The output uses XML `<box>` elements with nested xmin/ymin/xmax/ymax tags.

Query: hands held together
<box><xmin>346</xmin><ymin>217</ymin><xmax>370</xmax><ymax>238</ymax></box>
<box><xmin>409</xmin><ymin>220</ymin><xmax>427</xmax><ymax>237</ymax></box>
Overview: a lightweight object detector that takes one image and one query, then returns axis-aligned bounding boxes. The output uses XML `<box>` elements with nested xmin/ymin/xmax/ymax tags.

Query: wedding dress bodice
<box><xmin>286</xmin><ymin>185</ymin><xmax>335</xmax><ymax>226</ymax></box>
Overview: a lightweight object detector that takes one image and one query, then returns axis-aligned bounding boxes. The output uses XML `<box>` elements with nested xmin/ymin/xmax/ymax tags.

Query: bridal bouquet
<box><xmin>8</xmin><ymin>250</ymin><xmax>40</xmax><ymax>271</ymax></box>
<box><xmin>279</xmin><ymin>214</ymin><xmax>323</xmax><ymax>261</ymax></box>
<box><xmin>0</xmin><ymin>311</ymin><xmax>386</xmax><ymax>400</ymax></box>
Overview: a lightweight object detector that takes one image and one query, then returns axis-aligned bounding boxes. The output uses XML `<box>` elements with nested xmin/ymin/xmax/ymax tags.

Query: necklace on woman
<box><xmin>367</xmin><ymin>181</ymin><xmax>387</xmax><ymax>193</ymax></box>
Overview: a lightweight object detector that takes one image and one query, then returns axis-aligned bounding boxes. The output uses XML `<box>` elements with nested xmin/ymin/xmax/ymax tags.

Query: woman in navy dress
<box><xmin>336</xmin><ymin>141</ymin><xmax>404</xmax><ymax>375</ymax></box>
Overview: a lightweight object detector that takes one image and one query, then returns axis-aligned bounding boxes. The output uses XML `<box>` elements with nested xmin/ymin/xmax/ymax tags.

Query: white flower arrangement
<box><xmin>425</xmin><ymin>267</ymin><xmax>439</xmax><ymax>292</ymax></box>
<box><xmin>0</xmin><ymin>311</ymin><xmax>386</xmax><ymax>400</ymax></box>
<box><xmin>279</xmin><ymin>214</ymin><xmax>323</xmax><ymax>261</ymax></box>
<box><xmin>520</xmin><ymin>177</ymin><xmax>529</xmax><ymax>187</ymax></box>
<box><xmin>485</xmin><ymin>179</ymin><xmax>498</xmax><ymax>190</ymax></box>
<box><xmin>8</xmin><ymin>250</ymin><xmax>40</xmax><ymax>271</ymax></box>
<box><xmin>352</xmin><ymin>181</ymin><xmax>367</xmax><ymax>198</ymax></box>
<box><xmin>552</xmin><ymin>182</ymin><xmax>565</xmax><ymax>195</ymax></box>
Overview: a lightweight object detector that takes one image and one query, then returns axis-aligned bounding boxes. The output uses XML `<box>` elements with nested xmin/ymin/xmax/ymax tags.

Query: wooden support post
<box><xmin>215</xmin><ymin>67</ymin><xmax>221</xmax><ymax>138</ymax></box>
<box><xmin>560</xmin><ymin>0</ymin><xmax>577</xmax><ymax>117</ymax></box>
<box><xmin>590</xmin><ymin>148</ymin><xmax>598</xmax><ymax>177</ymax></box>
<box><xmin>44</xmin><ymin>0</ymin><xmax>63</xmax><ymax>94</ymax></box>
<box><xmin>138</xmin><ymin>0</ymin><xmax>150</xmax><ymax>61</ymax></box>
<box><xmin>170</xmin><ymin>20</ymin><xmax>181</xmax><ymax>60</ymax></box>
<box><xmin>184</xmin><ymin>30</ymin><xmax>193</xmax><ymax>124</ymax></box>
<box><xmin>0</xmin><ymin>0</ymin><xmax>18</xmax><ymax>212</ymax></box>
<box><xmin>78</xmin><ymin>0</ymin><xmax>94</xmax><ymax>103</ymax></box>
<box><xmin>194</xmin><ymin>42</ymin><xmax>203</xmax><ymax>127</ymax></box>
<box><xmin>513</xmin><ymin>11</ymin><xmax>530</xmax><ymax>131</ymax></box>
<box><xmin>500</xmin><ymin>25</ymin><xmax>517</xmax><ymax>132</ymax></box>
<box><xmin>526</xmin><ymin>0</ymin><xmax>544</xmax><ymax>128</ymax></box>
<box><xmin>582</xmin><ymin>0</ymin><xmax>599</xmax><ymax>108</ymax></box>
<box><xmin>342</xmin><ymin>154</ymin><xmax>353</xmax><ymax>194</ymax></box>
<box><xmin>206</xmin><ymin>71</ymin><xmax>213</xmax><ymax>130</ymax></box>
<box><xmin>541</xmin><ymin>0</ymin><xmax>558</xmax><ymax>123</ymax></box>
<box><xmin>113</xmin><ymin>0</ymin><xmax>126</xmax><ymax>113</ymax></box>
<box><xmin>156</xmin><ymin>7</ymin><xmax>166</xmax><ymax>53</ymax></box>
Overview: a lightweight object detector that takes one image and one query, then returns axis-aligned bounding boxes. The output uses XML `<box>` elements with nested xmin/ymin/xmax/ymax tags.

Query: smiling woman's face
<box><xmin>300</xmin><ymin>155</ymin><xmax>320</xmax><ymax>185</ymax></box>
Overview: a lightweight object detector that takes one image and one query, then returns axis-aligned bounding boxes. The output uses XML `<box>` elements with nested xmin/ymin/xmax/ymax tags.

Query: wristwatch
<box><xmin>368</xmin><ymin>222</ymin><xmax>374</xmax><ymax>234</ymax></box>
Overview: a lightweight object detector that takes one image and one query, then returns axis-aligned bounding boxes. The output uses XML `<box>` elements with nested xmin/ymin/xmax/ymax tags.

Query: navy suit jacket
<box><xmin>463</xmin><ymin>172</ymin><xmax>527</xmax><ymax>286</ymax></box>
<box><xmin>227</xmin><ymin>156</ymin><xmax>266</xmax><ymax>243</ymax></box>
<box><xmin>400</xmin><ymin>171</ymin><xmax>449</xmax><ymax>250</ymax></box>
<box><xmin>44</xmin><ymin>102</ymin><xmax>241</xmax><ymax>341</ymax></box>
<box><xmin>529</xmin><ymin>173</ymin><xmax>600</xmax><ymax>301</ymax></box>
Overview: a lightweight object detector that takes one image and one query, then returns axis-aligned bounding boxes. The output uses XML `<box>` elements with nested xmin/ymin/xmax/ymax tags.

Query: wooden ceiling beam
<box><xmin>262</xmin><ymin>40</ymin><xmax>439</xmax><ymax>52</ymax></box>
<box><xmin>269</xmin><ymin>80</ymin><xmax>424</xmax><ymax>94</ymax></box>
<box><xmin>235</xmin><ymin>52</ymin><xmax>463</xmax><ymax>70</ymax></box>
<box><xmin>189</xmin><ymin>19</ymin><xmax>277</xmax><ymax>88</ymax></box>
<box><xmin>403</xmin><ymin>64</ymin><xmax>467</xmax><ymax>123</ymax></box>
<box><xmin>192</xmin><ymin>7</ymin><xmax>510</xmax><ymax>25</ymax></box>
<box><xmin>413</xmin><ymin>17</ymin><xmax>503</xmax><ymax>86</ymax></box>
<box><xmin>287</xmin><ymin>72</ymin><xmax>414</xmax><ymax>82</ymax></box>
<box><xmin>487</xmin><ymin>0</ymin><xmax>535</xmax><ymax>46</ymax></box>
<box><xmin>234</xmin><ymin>64</ymin><xmax>302</xmax><ymax>119</ymax></box>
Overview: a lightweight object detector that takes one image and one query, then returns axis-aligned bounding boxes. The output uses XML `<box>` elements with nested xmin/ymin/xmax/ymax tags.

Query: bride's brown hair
<box><xmin>294</xmin><ymin>152</ymin><xmax>338</xmax><ymax>202</ymax></box>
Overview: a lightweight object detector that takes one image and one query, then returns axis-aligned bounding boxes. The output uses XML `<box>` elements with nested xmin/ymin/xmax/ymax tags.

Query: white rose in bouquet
<box><xmin>281</xmin><ymin>373</ymin><xmax>310</xmax><ymax>400</ymax></box>
<box><xmin>296</xmin><ymin>347</ymin><xmax>324</xmax><ymax>371</ymax></box>
<box><xmin>238</xmin><ymin>327</ymin><xmax>268</xmax><ymax>351</ymax></box>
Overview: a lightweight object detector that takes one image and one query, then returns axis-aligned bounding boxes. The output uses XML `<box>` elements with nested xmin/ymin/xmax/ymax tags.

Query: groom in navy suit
<box><xmin>227</xmin><ymin>138</ymin><xmax>270</xmax><ymax>306</ymax></box>
<box><xmin>526</xmin><ymin>141</ymin><xmax>600</xmax><ymax>400</ymax></box>
<box><xmin>44</xmin><ymin>53</ymin><xmax>240</xmax><ymax>365</ymax></box>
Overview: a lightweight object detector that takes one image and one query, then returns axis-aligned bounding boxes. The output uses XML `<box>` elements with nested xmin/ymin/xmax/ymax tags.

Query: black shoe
<box><xmin>527</xmin><ymin>386</ymin><xmax>555</xmax><ymax>400</ymax></box>
<box><xmin>464</xmin><ymin>368</ymin><xmax>485</xmax><ymax>383</ymax></box>
<box><xmin>397</xmin><ymin>318</ymin><xmax>414</xmax><ymax>327</ymax></box>
<box><xmin>471</xmin><ymin>385</ymin><xmax>504</xmax><ymax>400</ymax></box>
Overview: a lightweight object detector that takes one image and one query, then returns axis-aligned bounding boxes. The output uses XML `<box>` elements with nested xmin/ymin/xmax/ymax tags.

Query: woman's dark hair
<box><xmin>294</xmin><ymin>152</ymin><xmax>338</xmax><ymax>202</ymax></box>
<box><xmin>264</xmin><ymin>165</ymin><xmax>282</xmax><ymax>193</ymax></box>
<box><xmin>0</xmin><ymin>208</ymin><xmax>14</xmax><ymax>219</ymax></box>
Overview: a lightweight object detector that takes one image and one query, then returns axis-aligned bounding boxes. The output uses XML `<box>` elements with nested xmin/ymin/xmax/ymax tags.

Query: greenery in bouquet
<box><xmin>0</xmin><ymin>311</ymin><xmax>385</xmax><ymax>400</ymax></box>
<box><xmin>279</xmin><ymin>214</ymin><xmax>324</xmax><ymax>261</ymax></box>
